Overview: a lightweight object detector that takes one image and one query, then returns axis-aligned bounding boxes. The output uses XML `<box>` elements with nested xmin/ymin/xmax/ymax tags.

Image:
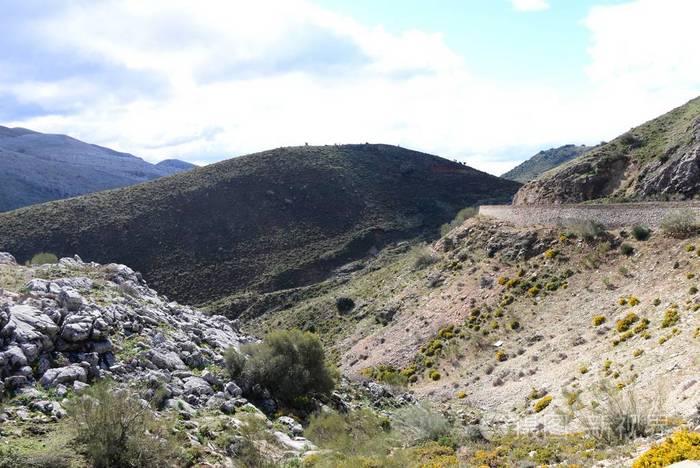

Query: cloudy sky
<box><xmin>2</xmin><ymin>0</ymin><xmax>700</xmax><ymax>174</ymax></box>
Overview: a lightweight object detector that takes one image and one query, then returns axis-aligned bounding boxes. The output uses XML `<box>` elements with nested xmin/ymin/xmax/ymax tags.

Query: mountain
<box><xmin>0</xmin><ymin>126</ymin><xmax>194</xmax><ymax>212</ymax></box>
<box><xmin>156</xmin><ymin>158</ymin><xmax>197</xmax><ymax>172</ymax></box>
<box><xmin>501</xmin><ymin>144</ymin><xmax>592</xmax><ymax>183</ymax></box>
<box><xmin>514</xmin><ymin>96</ymin><xmax>700</xmax><ymax>204</ymax></box>
<box><xmin>0</xmin><ymin>144</ymin><xmax>521</xmax><ymax>309</ymax></box>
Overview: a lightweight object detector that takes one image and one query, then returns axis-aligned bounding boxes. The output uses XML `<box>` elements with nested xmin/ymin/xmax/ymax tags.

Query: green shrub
<box><xmin>305</xmin><ymin>409</ymin><xmax>391</xmax><ymax>458</ymax></box>
<box><xmin>592</xmin><ymin>315</ymin><xmax>606</xmax><ymax>326</ymax></box>
<box><xmin>661</xmin><ymin>209</ymin><xmax>698</xmax><ymax>238</ymax></box>
<box><xmin>632</xmin><ymin>430</ymin><xmax>700</xmax><ymax>468</ymax></box>
<box><xmin>67</xmin><ymin>381</ymin><xmax>180</xmax><ymax>468</ymax></box>
<box><xmin>393</xmin><ymin>404</ymin><xmax>452</xmax><ymax>444</ymax></box>
<box><xmin>620</xmin><ymin>243</ymin><xmax>635</xmax><ymax>256</ymax></box>
<box><xmin>242</xmin><ymin>329</ymin><xmax>335</xmax><ymax>405</ymax></box>
<box><xmin>616</xmin><ymin>313</ymin><xmax>639</xmax><ymax>332</ymax></box>
<box><xmin>563</xmin><ymin>219</ymin><xmax>605</xmax><ymax>241</ymax></box>
<box><xmin>29</xmin><ymin>252</ymin><xmax>58</xmax><ymax>265</ymax></box>
<box><xmin>543</xmin><ymin>249</ymin><xmax>557</xmax><ymax>259</ymax></box>
<box><xmin>335</xmin><ymin>297</ymin><xmax>355</xmax><ymax>313</ymax></box>
<box><xmin>661</xmin><ymin>307</ymin><xmax>680</xmax><ymax>328</ymax></box>
<box><xmin>412</xmin><ymin>247</ymin><xmax>439</xmax><ymax>271</ymax></box>
<box><xmin>579</xmin><ymin>383</ymin><xmax>656</xmax><ymax>446</ymax></box>
<box><xmin>361</xmin><ymin>365</ymin><xmax>408</xmax><ymax>387</ymax></box>
<box><xmin>533</xmin><ymin>395</ymin><xmax>553</xmax><ymax>413</ymax></box>
<box><xmin>631</xmin><ymin>225</ymin><xmax>651</xmax><ymax>241</ymax></box>
<box><xmin>440</xmin><ymin>206</ymin><xmax>477</xmax><ymax>236</ymax></box>
<box><xmin>223</xmin><ymin>347</ymin><xmax>246</xmax><ymax>380</ymax></box>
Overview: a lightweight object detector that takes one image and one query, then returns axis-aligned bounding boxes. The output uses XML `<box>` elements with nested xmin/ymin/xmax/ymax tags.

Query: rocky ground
<box><xmin>0</xmin><ymin>253</ymin><xmax>329</xmax><ymax>466</ymax></box>
<box><xmin>3</xmin><ymin>214</ymin><xmax>700</xmax><ymax>466</ymax></box>
<box><xmin>251</xmin><ymin>215</ymin><xmax>700</xmax><ymax>466</ymax></box>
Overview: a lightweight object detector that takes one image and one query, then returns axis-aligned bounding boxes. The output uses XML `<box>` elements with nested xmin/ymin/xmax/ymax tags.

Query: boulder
<box><xmin>0</xmin><ymin>252</ymin><xmax>16</xmax><ymax>265</ymax></box>
<box><xmin>146</xmin><ymin>350</ymin><xmax>187</xmax><ymax>371</ymax></box>
<box><xmin>0</xmin><ymin>304</ymin><xmax>10</xmax><ymax>330</ymax></box>
<box><xmin>39</xmin><ymin>365</ymin><xmax>87</xmax><ymax>388</ymax></box>
<box><xmin>278</xmin><ymin>416</ymin><xmax>304</xmax><ymax>436</ymax></box>
<box><xmin>0</xmin><ymin>345</ymin><xmax>28</xmax><ymax>369</ymax></box>
<box><xmin>220</xmin><ymin>400</ymin><xmax>236</xmax><ymax>415</ymax></box>
<box><xmin>272</xmin><ymin>431</ymin><xmax>317</xmax><ymax>452</ymax></box>
<box><xmin>4</xmin><ymin>375</ymin><xmax>29</xmax><ymax>389</ymax></box>
<box><xmin>10</xmin><ymin>305</ymin><xmax>59</xmax><ymax>340</ymax></box>
<box><xmin>60</xmin><ymin>313</ymin><xmax>93</xmax><ymax>342</ymax></box>
<box><xmin>73</xmin><ymin>381</ymin><xmax>89</xmax><ymax>392</ymax></box>
<box><xmin>58</xmin><ymin>287</ymin><xmax>83</xmax><ymax>311</ymax></box>
<box><xmin>25</xmin><ymin>279</ymin><xmax>50</xmax><ymax>293</ymax></box>
<box><xmin>201</xmin><ymin>370</ymin><xmax>221</xmax><ymax>387</ymax></box>
<box><xmin>90</xmin><ymin>340</ymin><xmax>113</xmax><ymax>354</ymax></box>
<box><xmin>183</xmin><ymin>377</ymin><xmax>213</xmax><ymax>396</ymax></box>
<box><xmin>53</xmin><ymin>277</ymin><xmax>93</xmax><ymax>291</ymax></box>
<box><xmin>224</xmin><ymin>381</ymin><xmax>242</xmax><ymax>398</ymax></box>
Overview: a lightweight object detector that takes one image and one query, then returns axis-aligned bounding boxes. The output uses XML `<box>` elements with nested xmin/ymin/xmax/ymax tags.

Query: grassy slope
<box><xmin>515</xmin><ymin>96</ymin><xmax>700</xmax><ymax>203</ymax></box>
<box><xmin>0</xmin><ymin>144</ymin><xmax>520</xmax><ymax>308</ymax></box>
<box><xmin>273</xmin><ymin>215</ymin><xmax>700</xmax><ymax>433</ymax></box>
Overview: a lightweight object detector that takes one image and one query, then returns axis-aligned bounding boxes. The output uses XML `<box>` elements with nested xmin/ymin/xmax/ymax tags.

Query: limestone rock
<box><xmin>40</xmin><ymin>365</ymin><xmax>87</xmax><ymax>388</ymax></box>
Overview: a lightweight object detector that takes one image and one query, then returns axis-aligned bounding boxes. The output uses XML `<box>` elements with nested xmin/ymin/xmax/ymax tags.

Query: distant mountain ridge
<box><xmin>0</xmin><ymin>143</ymin><xmax>521</xmax><ymax>311</ymax></box>
<box><xmin>515</xmin><ymin>96</ymin><xmax>700</xmax><ymax>204</ymax></box>
<box><xmin>0</xmin><ymin>126</ymin><xmax>195</xmax><ymax>212</ymax></box>
<box><xmin>501</xmin><ymin>144</ymin><xmax>592</xmax><ymax>183</ymax></box>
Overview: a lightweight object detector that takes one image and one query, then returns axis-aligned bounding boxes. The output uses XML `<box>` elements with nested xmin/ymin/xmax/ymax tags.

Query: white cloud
<box><xmin>510</xmin><ymin>0</ymin><xmax>550</xmax><ymax>12</ymax></box>
<box><xmin>2</xmin><ymin>0</ymin><xmax>700</xmax><ymax>176</ymax></box>
<box><xmin>578</xmin><ymin>0</ymin><xmax>700</xmax><ymax>141</ymax></box>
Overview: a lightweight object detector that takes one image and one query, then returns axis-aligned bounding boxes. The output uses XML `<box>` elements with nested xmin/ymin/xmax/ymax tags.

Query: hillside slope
<box><xmin>0</xmin><ymin>144</ymin><xmax>521</xmax><ymax>308</ymax></box>
<box><xmin>264</xmin><ymin>215</ymin><xmax>700</xmax><ymax>435</ymax></box>
<box><xmin>0</xmin><ymin>126</ymin><xmax>194</xmax><ymax>211</ymax></box>
<box><xmin>501</xmin><ymin>144</ymin><xmax>591</xmax><ymax>183</ymax></box>
<box><xmin>514</xmin><ymin>96</ymin><xmax>700</xmax><ymax>204</ymax></box>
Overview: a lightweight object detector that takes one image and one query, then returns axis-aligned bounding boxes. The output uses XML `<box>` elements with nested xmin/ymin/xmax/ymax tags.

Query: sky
<box><xmin>2</xmin><ymin>0</ymin><xmax>700</xmax><ymax>175</ymax></box>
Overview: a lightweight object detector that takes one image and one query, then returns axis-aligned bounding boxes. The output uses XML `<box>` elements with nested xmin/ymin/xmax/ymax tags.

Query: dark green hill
<box><xmin>0</xmin><ymin>144</ymin><xmax>520</xmax><ymax>307</ymax></box>
<box><xmin>501</xmin><ymin>144</ymin><xmax>591</xmax><ymax>183</ymax></box>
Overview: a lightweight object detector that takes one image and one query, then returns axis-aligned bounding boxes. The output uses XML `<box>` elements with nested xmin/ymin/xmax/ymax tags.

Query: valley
<box><xmin>1</xmin><ymin>100</ymin><xmax>700</xmax><ymax>467</ymax></box>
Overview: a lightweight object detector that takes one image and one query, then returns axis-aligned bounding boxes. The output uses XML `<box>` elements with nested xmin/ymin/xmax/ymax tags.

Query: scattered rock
<box><xmin>40</xmin><ymin>365</ymin><xmax>87</xmax><ymax>388</ymax></box>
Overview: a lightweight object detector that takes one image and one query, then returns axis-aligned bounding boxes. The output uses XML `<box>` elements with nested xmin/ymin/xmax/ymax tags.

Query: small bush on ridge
<box><xmin>631</xmin><ymin>225</ymin><xmax>651</xmax><ymax>241</ymax></box>
<box><xmin>29</xmin><ymin>252</ymin><xmax>58</xmax><ymax>265</ymax></box>
<box><xmin>661</xmin><ymin>209</ymin><xmax>698</xmax><ymax>238</ymax></box>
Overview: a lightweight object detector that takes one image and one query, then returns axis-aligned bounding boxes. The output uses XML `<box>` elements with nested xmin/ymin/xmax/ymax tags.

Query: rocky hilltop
<box><xmin>0</xmin><ymin>144</ymin><xmax>521</xmax><ymax>313</ymax></box>
<box><xmin>514</xmin><ymin>96</ymin><xmax>700</xmax><ymax>204</ymax></box>
<box><xmin>0</xmin><ymin>125</ymin><xmax>194</xmax><ymax>212</ymax></box>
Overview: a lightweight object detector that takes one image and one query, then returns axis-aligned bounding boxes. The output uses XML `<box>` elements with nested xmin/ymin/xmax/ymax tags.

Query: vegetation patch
<box><xmin>632</xmin><ymin>430</ymin><xmax>700</xmax><ymax>468</ymax></box>
<box><xmin>661</xmin><ymin>306</ymin><xmax>680</xmax><ymax>328</ymax></box>
<box><xmin>533</xmin><ymin>395</ymin><xmax>553</xmax><ymax>413</ymax></box>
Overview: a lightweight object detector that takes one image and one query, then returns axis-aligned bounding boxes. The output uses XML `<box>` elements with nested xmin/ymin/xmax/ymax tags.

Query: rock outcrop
<box><xmin>515</xmin><ymin>96</ymin><xmax>700</xmax><ymax>204</ymax></box>
<box><xmin>0</xmin><ymin>254</ymin><xmax>252</xmax><ymax>408</ymax></box>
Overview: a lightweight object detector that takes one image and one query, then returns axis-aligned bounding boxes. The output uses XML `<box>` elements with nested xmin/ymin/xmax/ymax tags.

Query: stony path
<box><xmin>479</xmin><ymin>201</ymin><xmax>700</xmax><ymax>228</ymax></box>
